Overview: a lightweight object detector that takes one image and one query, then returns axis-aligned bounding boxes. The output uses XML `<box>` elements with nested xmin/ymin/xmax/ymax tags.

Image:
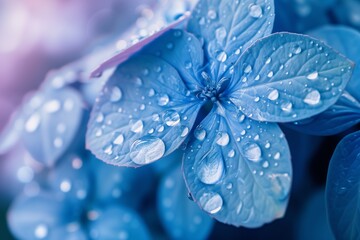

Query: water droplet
<box><xmin>243</xmin><ymin>143</ymin><xmax>262</xmax><ymax>162</ymax></box>
<box><xmin>25</xmin><ymin>113</ymin><xmax>41</xmax><ymax>133</ymax></box>
<box><xmin>249</xmin><ymin>4</ymin><xmax>263</xmax><ymax>18</ymax></box>
<box><xmin>158</xmin><ymin>94</ymin><xmax>170</xmax><ymax>106</ymax></box>
<box><xmin>267</xmin><ymin>71</ymin><xmax>274</xmax><ymax>78</ymax></box>
<box><xmin>216</xmin><ymin>132</ymin><xmax>230</xmax><ymax>146</ymax></box>
<box><xmin>268</xmin><ymin>89</ymin><xmax>279</xmax><ymax>101</ymax></box>
<box><xmin>181</xmin><ymin>127</ymin><xmax>189</xmax><ymax>137</ymax></box>
<box><xmin>228</xmin><ymin>149</ymin><xmax>235</xmax><ymax>158</ymax></box>
<box><xmin>60</xmin><ymin>180</ymin><xmax>72</xmax><ymax>192</ymax></box>
<box><xmin>281</xmin><ymin>102</ymin><xmax>293</xmax><ymax>112</ymax></box>
<box><xmin>194</xmin><ymin>128</ymin><xmax>206</xmax><ymax>141</ymax></box>
<box><xmin>274</xmin><ymin>152</ymin><xmax>281</xmax><ymax>160</ymax></box>
<box><xmin>198</xmin><ymin>150</ymin><xmax>224</xmax><ymax>184</ymax></box>
<box><xmin>269</xmin><ymin>173</ymin><xmax>291</xmax><ymax>199</ymax></box>
<box><xmin>131</xmin><ymin>120</ymin><xmax>144</xmax><ymax>133</ymax></box>
<box><xmin>152</xmin><ymin>113</ymin><xmax>160</xmax><ymax>121</ymax></box>
<box><xmin>303</xmin><ymin>90</ymin><xmax>321</xmax><ymax>105</ymax></box>
<box><xmin>34</xmin><ymin>224</ymin><xmax>48</xmax><ymax>239</ymax></box>
<box><xmin>262</xmin><ymin>161</ymin><xmax>269</xmax><ymax>168</ymax></box>
<box><xmin>307</xmin><ymin>71</ymin><xmax>319</xmax><ymax>80</ymax></box>
<box><xmin>96</xmin><ymin>113</ymin><xmax>104</xmax><ymax>123</ymax></box>
<box><xmin>53</xmin><ymin>138</ymin><xmax>63</xmax><ymax>148</ymax></box>
<box><xmin>148</xmin><ymin>88</ymin><xmax>155</xmax><ymax>97</ymax></box>
<box><xmin>113</xmin><ymin>133</ymin><xmax>124</xmax><ymax>145</ymax></box>
<box><xmin>217</xmin><ymin>51</ymin><xmax>227</xmax><ymax>62</ymax></box>
<box><xmin>244</xmin><ymin>65</ymin><xmax>252</xmax><ymax>73</ymax></box>
<box><xmin>226</xmin><ymin>183</ymin><xmax>233</xmax><ymax>190</ymax></box>
<box><xmin>110</xmin><ymin>87</ymin><xmax>122</xmax><ymax>102</ymax></box>
<box><xmin>199</xmin><ymin>192</ymin><xmax>223</xmax><ymax>214</ymax></box>
<box><xmin>208</xmin><ymin>9</ymin><xmax>217</xmax><ymax>19</ymax></box>
<box><xmin>265</xmin><ymin>57</ymin><xmax>272</xmax><ymax>64</ymax></box>
<box><xmin>163</xmin><ymin>110</ymin><xmax>180</xmax><ymax>126</ymax></box>
<box><xmin>294</xmin><ymin>46</ymin><xmax>302</xmax><ymax>54</ymax></box>
<box><xmin>104</xmin><ymin>145</ymin><xmax>113</xmax><ymax>155</ymax></box>
<box><xmin>265</xmin><ymin>142</ymin><xmax>271</xmax><ymax>148</ymax></box>
<box><xmin>43</xmin><ymin>100</ymin><xmax>61</xmax><ymax>113</ymax></box>
<box><xmin>216</xmin><ymin>27</ymin><xmax>227</xmax><ymax>42</ymax></box>
<box><xmin>130</xmin><ymin>137</ymin><xmax>165</xmax><ymax>165</ymax></box>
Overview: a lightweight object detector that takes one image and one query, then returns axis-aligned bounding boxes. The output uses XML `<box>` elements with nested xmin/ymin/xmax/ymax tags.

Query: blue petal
<box><xmin>158</xmin><ymin>163</ymin><xmax>214</xmax><ymax>239</ymax></box>
<box><xmin>92</xmin><ymin>157</ymin><xmax>154</xmax><ymax>208</ymax></box>
<box><xmin>86</xmin><ymin>55</ymin><xmax>203</xmax><ymax>167</ymax></box>
<box><xmin>21</xmin><ymin>88</ymin><xmax>83</xmax><ymax>166</ymax></box>
<box><xmin>88</xmin><ymin>205</ymin><xmax>151</xmax><ymax>240</ymax></box>
<box><xmin>7</xmin><ymin>191</ymin><xmax>75</xmax><ymax>240</ymax></box>
<box><xmin>187</xmin><ymin>0</ymin><xmax>275</xmax><ymax>80</ymax></box>
<box><xmin>48</xmin><ymin>154</ymin><xmax>90</xmax><ymax>209</ymax></box>
<box><xmin>0</xmin><ymin>110</ymin><xmax>24</xmax><ymax>154</ymax></box>
<box><xmin>296</xmin><ymin>190</ymin><xmax>335</xmax><ymax>240</ymax></box>
<box><xmin>183</xmin><ymin>103</ymin><xmax>292</xmax><ymax>227</ymax></box>
<box><xmin>225</xmin><ymin>32</ymin><xmax>354</xmax><ymax>122</ymax></box>
<box><xmin>285</xmin><ymin>92</ymin><xmax>360</xmax><ymax>135</ymax></box>
<box><xmin>326</xmin><ymin>130</ymin><xmax>360</xmax><ymax>239</ymax></box>
<box><xmin>308</xmin><ymin>25</ymin><xmax>360</xmax><ymax>101</ymax></box>
<box><xmin>142</xmin><ymin>29</ymin><xmax>205</xmax><ymax>91</ymax></box>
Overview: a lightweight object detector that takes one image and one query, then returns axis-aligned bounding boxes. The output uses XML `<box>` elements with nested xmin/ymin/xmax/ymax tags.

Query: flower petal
<box><xmin>143</xmin><ymin>29</ymin><xmax>205</xmax><ymax>91</ymax></box>
<box><xmin>187</xmin><ymin>0</ymin><xmax>275</xmax><ymax>80</ymax></box>
<box><xmin>225</xmin><ymin>32</ymin><xmax>354</xmax><ymax>122</ymax></box>
<box><xmin>183</xmin><ymin>103</ymin><xmax>292</xmax><ymax>227</ymax></box>
<box><xmin>158</xmin><ymin>162</ymin><xmax>214</xmax><ymax>239</ymax></box>
<box><xmin>86</xmin><ymin>55</ymin><xmax>203</xmax><ymax>167</ymax></box>
<box><xmin>21</xmin><ymin>88</ymin><xmax>84</xmax><ymax>166</ymax></box>
<box><xmin>326</xmin><ymin>130</ymin><xmax>360</xmax><ymax>240</ymax></box>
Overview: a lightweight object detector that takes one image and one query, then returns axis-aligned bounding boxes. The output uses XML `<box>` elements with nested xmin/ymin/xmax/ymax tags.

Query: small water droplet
<box><xmin>104</xmin><ymin>145</ymin><xmax>113</xmax><ymax>155</ymax></box>
<box><xmin>208</xmin><ymin>9</ymin><xmax>217</xmax><ymax>19</ymax></box>
<box><xmin>267</xmin><ymin>71</ymin><xmax>274</xmax><ymax>78</ymax></box>
<box><xmin>265</xmin><ymin>57</ymin><xmax>272</xmax><ymax>64</ymax></box>
<box><xmin>34</xmin><ymin>224</ymin><xmax>48</xmax><ymax>239</ymax></box>
<box><xmin>262</xmin><ymin>161</ymin><xmax>269</xmax><ymax>168</ymax></box>
<box><xmin>130</xmin><ymin>120</ymin><xmax>144</xmax><ymax>133</ymax></box>
<box><xmin>96</xmin><ymin>113</ymin><xmax>104</xmax><ymax>123</ymax></box>
<box><xmin>304</xmin><ymin>90</ymin><xmax>321</xmax><ymax>105</ymax></box>
<box><xmin>268</xmin><ymin>89</ymin><xmax>279</xmax><ymax>101</ymax></box>
<box><xmin>249</xmin><ymin>4</ymin><xmax>263</xmax><ymax>18</ymax></box>
<box><xmin>281</xmin><ymin>102</ymin><xmax>293</xmax><ymax>112</ymax></box>
<box><xmin>228</xmin><ymin>149</ymin><xmax>235</xmax><ymax>158</ymax></box>
<box><xmin>307</xmin><ymin>71</ymin><xmax>319</xmax><ymax>80</ymax></box>
<box><xmin>216</xmin><ymin>27</ymin><xmax>227</xmax><ymax>41</ymax></box>
<box><xmin>243</xmin><ymin>143</ymin><xmax>262</xmax><ymax>162</ymax></box>
<box><xmin>25</xmin><ymin>113</ymin><xmax>41</xmax><ymax>133</ymax></box>
<box><xmin>217</xmin><ymin>51</ymin><xmax>227</xmax><ymax>62</ymax></box>
<box><xmin>199</xmin><ymin>192</ymin><xmax>223</xmax><ymax>214</ymax></box>
<box><xmin>152</xmin><ymin>113</ymin><xmax>160</xmax><ymax>121</ymax></box>
<box><xmin>43</xmin><ymin>100</ymin><xmax>61</xmax><ymax>113</ymax></box>
<box><xmin>60</xmin><ymin>180</ymin><xmax>72</xmax><ymax>192</ymax></box>
<box><xmin>158</xmin><ymin>94</ymin><xmax>170</xmax><ymax>106</ymax></box>
<box><xmin>181</xmin><ymin>127</ymin><xmax>189</xmax><ymax>137</ymax></box>
<box><xmin>110</xmin><ymin>87</ymin><xmax>122</xmax><ymax>102</ymax></box>
<box><xmin>163</xmin><ymin>110</ymin><xmax>180</xmax><ymax>126</ymax></box>
<box><xmin>294</xmin><ymin>46</ymin><xmax>302</xmax><ymax>54</ymax></box>
<box><xmin>53</xmin><ymin>137</ymin><xmax>63</xmax><ymax>148</ymax></box>
<box><xmin>216</xmin><ymin>132</ymin><xmax>230</xmax><ymax>146</ymax></box>
<box><xmin>244</xmin><ymin>65</ymin><xmax>252</xmax><ymax>73</ymax></box>
<box><xmin>148</xmin><ymin>88</ymin><xmax>155</xmax><ymax>97</ymax></box>
<box><xmin>194</xmin><ymin>128</ymin><xmax>206</xmax><ymax>141</ymax></box>
<box><xmin>113</xmin><ymin>133</ymin><xmax>124</xmax><ymax>145</ymax></box>
<box><xmin>130</xmin><ymin>137</ymin><xmax>165</xmax><ymax>165</ymax></box>
<box><xmin>274</xmin><ymin>152</ymin><xmax>281</xmax><ymax>160</ymax></box>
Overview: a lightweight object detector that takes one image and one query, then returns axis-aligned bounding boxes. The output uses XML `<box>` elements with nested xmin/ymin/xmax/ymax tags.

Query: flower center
<box><xmin>197</xmin><ymin>71</ymin><xmax>229</xmax><ymax>103</ymax></box>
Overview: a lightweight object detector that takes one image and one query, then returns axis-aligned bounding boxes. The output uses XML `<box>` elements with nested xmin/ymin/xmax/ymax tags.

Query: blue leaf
<box><xmin>88</xmin><ymin>205</ymin><xmax>151</xmax><ymax>240</ymax></box>
<box><xmin>296</xmin><ymin>190</ymin><xmax>335</xmax><ymax>240</ymax></box>
<box><xmin>225</xmin><ymin>32</ymin><xmax>354</xmax><ymax>122</ymax></box>
<box><xmin>183</xmin><ymin>103</ymin><xmax>292</xmax><ymax>227</ymax></box>
<box><xmin>21</xmin><ymin>88</ymin><xmax>84</xmax><ymax>166</ymax></box>
<box><xmin>158</xmin><ymin>163</ymin><xmax>214</xmax><ymax>239</ymax></box>
<box><xmin>7</xmin><ymin>191</ymin><xmax>76</xmax><ymax>240</ymax></box>
<box><xmin>143</xmin><ymin>29</ymin><xmax>205</xmax><ymax>92</ymax></box>
<box><xmin>187</xmin><ymin>0</ymin><xmax>275</xmax><ymax>80</ymax></box>
<box><xmin>285</xmin><ymin>92</ymin><xmax>360</xmax><ymax>135</ymax></box>
<box><xmin>86</xmin><ymin>55</ymin><xmax>203</xmax><ymax>167</ymax></box>
<box><xmin>308</xmin><ymin>25</ymin><xmax>360</xmax><ymax>101</ymax></box>
<box><xmin>91</xmin><ymin>157</ymin><xmax>154</xmax><ymax>208</ymax></box>
<box><xmin>48</xmin><ymin>154</ymin><xmax>90</xmax><ymax>209</ymax></box>
<box><xmin>326</xmin><ymin>130</ymin><xmax>360</xmax><ymax>240</ymax></box>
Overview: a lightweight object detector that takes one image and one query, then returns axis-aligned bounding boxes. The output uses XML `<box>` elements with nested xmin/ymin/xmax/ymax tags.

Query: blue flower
<box><xmin>86</xmin><ymin>0</ymin><xmax>354</xmax><ymax>227</ymax></box>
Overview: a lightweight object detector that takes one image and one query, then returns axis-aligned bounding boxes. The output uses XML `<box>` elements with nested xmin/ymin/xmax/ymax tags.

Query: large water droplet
<box><xmin>197</xmin><ymin>150</ymin><xmax>224</xmax><ymax>184</ymax></box>
<box><xmin>110</xmin><ymin>87</ymin><xmax>122</xmax><ymax>102</ymax></box>
<box><xmin>243</xmin><ymin>143</ymin><xmax>262</xmax><ymax>162</ymax></box>
<box><xmin>268</xmin><ymin>89</ymin><xmax>279</xmax><ymax>101</ymax></box>
<box><xmin>130</xmin><ymin>137</ymin><xmax>166</xmax><ymax>165</ymax></box>
<box><xmin>249</xmin><ymin>4</ymin><xmax>263</xmax><ymax>18</ymax></box>
<box><xmin>130</xmin><ymin>120</ymin><xmax>144</xmax><ymax>133</ymax></box>
<box><xmin>199</xmin><ymin>192</ymin><xmax>223</xmax><ymax>214</ymax></box>
<box><xmin>25</xmin><ymin>113</ymin><xmax>41</xmax><ymax>133</ymax></box>
<box><xmin>194</xmin><ymin>128</ymin><xmax>206</xmax><ymax>141</ymax></box>
<box><xmin>158</xmin><ymin>94</ymin><xmax>170</xmax><ymax>106</ymax></box>
<box><xmin>303</xmin><ymin>90</ymin><xmax>321</xmax><ymax>105</ymax></box>
<box><xmin>306</xmin><ymin>71</ymin><xmax>319</xmax><ymax>80</ymax></box>
<box><xmin>216</xmin><ymin>132</ymin><xmax>230</xmax><ymax>146</ymax></box>
<box><xmin>163</xmin><ymin>110</ymin><xmax>180</xmax><ymax>126</ymax></box>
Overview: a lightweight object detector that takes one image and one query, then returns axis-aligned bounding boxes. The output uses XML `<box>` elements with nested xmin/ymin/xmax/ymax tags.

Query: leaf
<box><xmin>92</xmin><ymin>157</ymin><xmax>154</xmax><ymax>208</ymax></box>
<box><xmin>21</xmin><ymin>88</ymin><xmax>84</xmax><ymax>166</ymax></box>
<box><xmin>308</xmin><ymin>25</ymin><xmax>360</xmax><ymax>101</ymax></box>
<box><xmin>183</xmin><ymin>103</ymin><xmax>292</xmax><ymax>227</ymax></box>
<box><xmin>142</xmin><ymin>29</ymin><xmax>205</xmax><ymax>92</ymax></box>
<box><xmin>7</xmin><ymin>191</ymin><xmax>76</xmax><ymax>240</ymax></box>
<box><xmin>158</xmin><ymin>163</ymin><xmax>214</xmax><ymax>239</ymax></box>
<box><xmin>296</xmin><ymin>190</ymin><xmax>335</xmax><ymax>240</ymax></box>
<box><xmin>326</xmin><ymin>130</ymin><xmax>360</xmax><ymax>240</ymax></box>
<box><xmin>90</xmin><ymin>13</ymin><xmax>190</xmax><ymax>78</ymax></box>
<box><xmin>187</xmin><ymin>0</ymin><xmax>275</xmax><ymax>80</ymax></box>
<box><xmin>225</xmin><ymin>32</ymin><xmax>354</xmax><ymax>122</ymax></box>
<box><xmin>86</xmin><ymin>55</ymin><xmax>202</xmax><ymax>167</ymax></box>
<box><xmin>285</xmin><ymin>92</ymin><xmax>360</xmax><ymax>135</ymax></box>
<box><xmin>88</xmin><ymin>205</ymin><xmax>151</xmax><ymax>240</ymax></box>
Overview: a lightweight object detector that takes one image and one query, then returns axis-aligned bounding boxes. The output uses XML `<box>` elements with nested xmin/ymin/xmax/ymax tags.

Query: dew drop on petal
<box><xmin>148</xmin><ymin>88</ymin><xmax>155</xmax><ymax>97</ymax></box>
<box><xmin>130</xmin><ymin>120</ymin><xmax>144</xmax><ymax>133</ymax></box>
<box><xmin>158</xmin><ymin>94</ymin><xmax>170</xmax><ymax>106</ymax></box>
<box><xmin>197</xmin><ymin>151</ymin><xmax>224</xmax><ymax>184</ymax></box>
<box><xmin>25</xmin><ymin>113</ymin><xmax>41</xmax><ymax>133</ymax></box>
<box><xmin>194</xmin><ymin>128</ymin><xmax>206</xmax><ymax>141</ymax></box>
<box><xmin>181</xmin><ymin>127</ymin><xmax>189</xmax><ymax>137</ymax></box>
<box><xmin>199</xmin><ymin>192</ymin><xmax>223</xmax><ymax>214</ymax></box>
<box><xmin>207</xmin><ymin>9</ymin><xmax>217</xmax><ymax>19</ymax></box>
<box><xmin>274</xmin><ymin>152</ymin><xmax>281</xmax><ymax>160</ymax></box>
<box><xmin>163</xmin><ymin>110</ymin><xmax>180</xmax><ymax>126</ymax></box>
<box><xmin>110</xmin><ymin>87</ymin><xmax>122</xmax><ymax>102</ymax></box>
<box><xmin>268</xmin><ymin>89</ymin><xmax>279</xmax><ymax>101</ymax></box>
<box><xmin>306</xmin><ymin>71</ymin><xmax>319</xmax><ymax>80</ymax></box>
<box><xmin>248</xmin><ymin>4</ymin><xmax>263</xmax><ymax>18</ymax></box>
<box><xmin>60</xmin><ymin>180</ymin><xmax>72</xmax><ymax>192</ymax></box>
<box><xmin>281</xmin><ymin>102</ymin><xmax>293</xmax><ymax>112</ymax></box>
<box><xmin>228</xmin><ymin>149</ymin><xmax>235</xmax><ymax>158</ymax></box>
<box><xmin>113</xmin><ymin>133</ymin><xmax>124</xmax><ymax>145</ymax></box>
<box><xmin>43</xmin><ymin>100</ymin><xmax>61</xmax><ymax>113</ymax></box>
<box><xmin>216</xmin><ymin>132</ymin><xmax>230</xmax><ymax>146</ymax></box>
<box><xmin>243</xmin><ymin>142</ymin><xmax>262</xmax><ymax>162</ymax></box>
<box><xmin>216</xmin><ymin>51</ymin><xmax>227</xmax><ymax>62</ymax></box>
<box><xmin>130</xmin><ymin>137</ymin><xmax>165</xmax><ymax>165</ymax></box>
<box><xmin>303</xmin><ymin>90</ymin><xmax>321</xmax><ymax>105</ymax></box>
